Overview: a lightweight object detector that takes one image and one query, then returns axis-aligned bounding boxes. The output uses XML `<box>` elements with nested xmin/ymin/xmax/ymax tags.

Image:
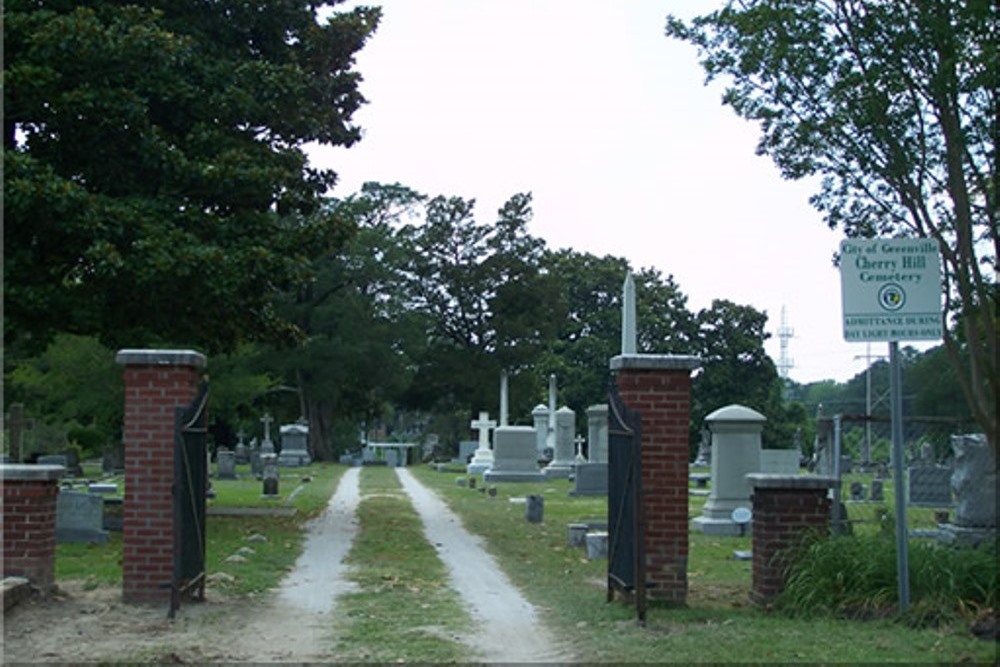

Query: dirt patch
<box><xmin>2</xmin><ymin>580</ymin><xmax>338</xmax><ymax>663</ymax></box>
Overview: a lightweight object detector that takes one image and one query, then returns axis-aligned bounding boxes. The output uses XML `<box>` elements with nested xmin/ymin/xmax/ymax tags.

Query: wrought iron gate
<box><xmin>171</xmin><ymin>381</ymin><xmax>209</xmax><ymax>617</ymax></box>
<box><xmin>606</xmin><ymin>382</ymin><xmax>646</xmax><ymax>623</ymax></box>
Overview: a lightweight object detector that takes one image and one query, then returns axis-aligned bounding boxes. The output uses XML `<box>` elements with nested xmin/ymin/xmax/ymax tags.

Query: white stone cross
<box><xmin>574</xmin><ymin>434</ymin><xmax>587</xmax><ymax>461</ymax></box>
<box><xmin>471</xmin><ymin>411</ymin><xmax>497</xmax><ymax>451</ymax></box>
<box><xmin>261</xmin><ymin>412</ymin><xmax>274</xmax><ymax>442</ymax></box>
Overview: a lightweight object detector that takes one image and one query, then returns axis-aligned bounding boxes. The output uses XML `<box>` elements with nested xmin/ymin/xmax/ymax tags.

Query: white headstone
<box><xmin>466</xmin><ymin>411</ymin><xmax>497</xmax><ymax>475</ymax></box>
<box><xmin>586</xmin><ymin>404</ymin><xmax>609</xmax><ymax>463</ymax></box>
<box><xmin>532</xmin><ymin>404</ymin><xmax>549</xmax><ymax>459</ymax></box>
<box><xmin>692</xmin><ymin>404</ymin><xmax>765</xmax><ymax>536</ymax></box>
<box><xmin>543</xmin><ymin>406</ymin><xmax>576</xmax><ymax>479</ymax></box>
<box><xmin>485</xmin><ymin>426</ymin><xmax>546</xmax><ymax>482</ymax></box>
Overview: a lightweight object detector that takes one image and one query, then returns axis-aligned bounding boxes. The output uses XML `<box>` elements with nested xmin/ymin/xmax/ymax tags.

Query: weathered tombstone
<box><xmin>525</xmin><ymin>494</ymin><xmax>544</xmax><ymax>523</ymax></box>
<box><xmin>466</xmin><ymin>411</ymin><xmax>496</xmax><ymax>475</ymax></box>
<box><xmin>216</xmin><ymin>448</ymin><xmax>237</xmax><ymax>479</ymax></box>
<box><xmin>250</xmin><ymin>448</ymin><xmax>262</xmax><ymax>477</ymax></box>
<box><xmin>567</xmin><ymin>523</ymin><xmax>588</xmax><ymax>547</ymax></box>
<box><xmin>585</xmin><ymin>531</ymin><xmax>609</xmax><ymax>560</ymax></box>
<box><xmin>586</xmin><ymin>404</ymin><xmax>609</xmax><ymax>463</ymax></box>
<box><xmin>939</xmin><ymin>434</ymin><xmax>997</xmax><ymax>547</ymax></box>
<box><xmin>261</xmin><ymin>453</ymin><xmax>279</xmax><ymax>497</ymax></box>
<box><xmin>278</xmin><ymin>422</ymin><xmax>311</xmax><ymax>467</ymax></box>
<box><xmin>849</xmin><ymin>481</ymin><xmax>866</xmax><ymax>502</ymax></box>
<box><xmin>908</xmin><ymin>461</ymin><xmax>952</xmax><ymax>507</ymax></box>
<box><xmin>234</xmin><ymin>431</ymin><xmax>249</xmax><ymax>465</ymax></box>
<box><xmin>543</xmin><ymin>407</ymin><xmax>576</xmax><ymax>479</ymax></box>
<box><xmin>692</xmin><ymin>405</ymin><xmax>765</xmax><ymax>536</ymax></box>
<box><xmin>760</xmin><ymin>449</ymin><xmax>799</xmax><ymax>475</ymax></box>
<box><xmin>56</xmin><ymin>491</ymin><xmax>108</xmax><ymax>544</ymax></box>
<box><xmin>870</xmin><ymin>478</ymin><xmax>885</xmax><ymax>501</ymax></box>
<box><xmin>485</xmin><ymin>426</ymin><xmax>546</xmax><ymax>482</ymax></box>
<box><xmin>532</xmin><ymin>404</ymin><xmax>550</xmax><ymax>461</ymax></box>
<box><xmin>571</xmin><ymin>462</ymin><xmax>608</xmax><ymax>496</ymax></box>
<box><xmin>458</xmin><ymin>441</ymin><xmax>478</xmax><ymax>464</ymax></box>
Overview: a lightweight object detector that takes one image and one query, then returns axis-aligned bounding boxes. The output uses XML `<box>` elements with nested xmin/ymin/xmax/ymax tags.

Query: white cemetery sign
<box><xmin>840</xmin><ymin>238</ymin><xmax>942</xmax><ymax>342</ymax></box>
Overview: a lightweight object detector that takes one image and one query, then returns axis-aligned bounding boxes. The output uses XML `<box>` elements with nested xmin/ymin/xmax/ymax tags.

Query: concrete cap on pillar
<box><xmin>115</xmin><ymin>349</ymin><xmax>207</xmax><ymax>367</ymax></box>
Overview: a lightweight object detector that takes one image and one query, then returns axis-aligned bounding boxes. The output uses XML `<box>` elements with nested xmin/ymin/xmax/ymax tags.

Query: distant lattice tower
<box><xmin>777</xmin><ymin>306</ymin><xmax>794</xmax><ymax>380</ymax></box>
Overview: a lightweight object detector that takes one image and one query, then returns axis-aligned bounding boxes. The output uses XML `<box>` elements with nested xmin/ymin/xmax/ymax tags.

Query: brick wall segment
<box><xmin>1</xmin><ymin>464</ymin><xmax>64</xmax><ymax>590</ymax></box>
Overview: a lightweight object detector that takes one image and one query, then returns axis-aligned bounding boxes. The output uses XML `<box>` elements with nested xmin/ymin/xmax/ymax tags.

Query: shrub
<box><xmin>776</xmin><ymin>532</ymin><xmax>997</xmax><ymax>627</ymax></box>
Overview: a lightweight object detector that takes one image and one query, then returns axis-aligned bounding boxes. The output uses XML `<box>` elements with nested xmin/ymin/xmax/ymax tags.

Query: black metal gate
<box><xmin>606</xmin><ymin>381</ymin><xmax>646</xmax><ymax>623</ymax></box>
<box><xmin>171</xmin><ymin>381</ymin><xmax>209</xmax><ymax>617</ymax></box>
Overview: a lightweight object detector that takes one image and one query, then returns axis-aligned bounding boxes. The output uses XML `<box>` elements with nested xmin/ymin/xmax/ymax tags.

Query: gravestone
<box><xmin>216</xmin><ymin>448</ymin><xmax>237</xmax><ymax>479</ymax></box>
<box><xmin>278</xmin><ymin>422</ymin><xmax>311</xmax><ymax>467</ymax></box>
<box><xmin>870</xmin><ymin>479</ymin><xmax>884</xmax><ymax>501</ymax></box>
<box><xmin>234</xmin><ymin>431</ymin><xmax>249</xmax><ymax>465</ymax></box>
<box><xmin>908</xmin><ymin>464</ymin><xmax>952</xmax><ymax>507</ymax></box>
<box><xmin>571</xmin><ymin>462</ymin><xmax>608</xmax><ymax>496</ymax></box>
<box><xmin>250</xmin><ymin>448</ymin><xmax>262</xmax><ymax>477</ymax></box>
<box><xmin>760</xmin><ymin>449</ymin><xmax>799</xmax><ymax>475</ymax></box>
<box><xmin>261</xmin><ymin>453</ymin><xmax>279</xmax><ymax>497</ymax></box>
<box><xmin>485</xmin><ymin>426</ymin><xmax>546</xmax><ymax>482</ymax></box>
<box><xmin>56</xmin><ymin>491</ymin><xmax>108</xmax><ymax>544</ymax></box>
<box><xmin>458</xmin><ymin>441</ymin><xmax>478</xmax><ymax>464</ymax></box>
<box><xmin>692</xmin><ymin>404</ymin><xmax>765</xmax><ymax>536</ymax></box>
<box><xmin>532</xmin><ymin>404</ymin><xmax>550</xmax><ymax>461</ymax></box>
<box><xmin>543</xmin><ymin>407</ymin><xmax>576</xmax><ymax>479</ymax></box>
<box><xmin>259</xmin><ymin>413</ymin><xmax>276</xmax><ymax>455</ymax></box>
<box><xmin>586</xmin><ymin>404</ymin><xmax>609</xmax><ymax>463</ymax></box>
<box><xmin>466</xmin><ymin>412</ymin><xmax>496</xmax><ymax>475</ymax></box>
<box><xmin>939</xmin><ymin>434</ymin><xmax>997</xmax><ymax>547</ymax></box>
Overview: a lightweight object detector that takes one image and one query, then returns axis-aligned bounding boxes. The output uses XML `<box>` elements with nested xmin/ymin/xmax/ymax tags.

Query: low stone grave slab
<box><xmin>56</xmin><ymin>491</ymin><xmax>108</xmax><ymax>544</ymax></box>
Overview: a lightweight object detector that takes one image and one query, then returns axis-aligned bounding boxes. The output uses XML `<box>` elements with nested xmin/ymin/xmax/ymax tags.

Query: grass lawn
<box><xmin>53</xmin><ymin>462</ymin><xmax>996</xmax><ymax>663</ymax></box>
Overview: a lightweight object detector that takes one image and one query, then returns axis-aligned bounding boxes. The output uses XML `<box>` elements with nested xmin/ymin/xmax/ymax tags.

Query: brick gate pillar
<box><xmin>1</xmin><ymin>464</ymin><xmax>64</xmax><ymax>590</ymax></box>
<box><xmin>116</xmin><ymin>349</ymin><xmax>206</xmax><ymax>602</ymax></box>
<box><xmin>611</xmin><ymin>353</ymin><xmax>701</xmax><ymax>605</ymax></box>
<box><xmin>745</xmin><ymin>474</ymin><xmax>838</xmax><ymax>606</ymax></box>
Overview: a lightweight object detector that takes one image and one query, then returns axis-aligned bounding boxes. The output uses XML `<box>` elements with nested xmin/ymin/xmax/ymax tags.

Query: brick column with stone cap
<box><xmin>611</xmin><ymin>353</ymin><xmax>701</xmax><ymax>604</ymax></box>
<box><xmin>746</xmin><ymin>473</ymin><xmax>838</xmax><ymax>606</ymax></box>
<box><xmin>1</xmin><ymin>464</ymin><xmax>65</xmax><ymax>590</ymax></box>
<box><xmin>116</xmin><ymin>348</ymin><xmax>206</xmax><ymax>602</ymax></box>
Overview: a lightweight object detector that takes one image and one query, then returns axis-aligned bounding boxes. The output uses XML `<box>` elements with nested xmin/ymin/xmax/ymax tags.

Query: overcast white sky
<box><xmin>311</xmin><ymin>0</ymin><xmax>929</xmax><ymax>384</ymax></box>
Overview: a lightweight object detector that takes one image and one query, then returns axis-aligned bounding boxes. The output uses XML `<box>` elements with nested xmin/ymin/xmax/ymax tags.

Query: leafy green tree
<box><xmin>273</xmin><ymin>184</ymin><xmax>428</xmax><ymax>458</ymax></box>
<box><xmin>397</xmin><ymin>192</ymin><xmax>559</xmax><ymax>420</ymax></box>
<box><xmin>4</xmin><ymin>1</ymin><xmax>380</xmax><ymax>353</ymax></box>
<box><xmin>4</xmin><ymin>334</ymin><xmax>123</xmax><ymax>457</ymax></box>
<box><xmin>692</xmin><ymin>299</ymin><xmax>794</xmax><ymax>450</ymax></box>
<box><xmin>538</xmin><ymin>252</ymin><xmax>698</xmax><ymax>425</ymax></box>
<box><xmin>667</xmin><ymin>1</ymin><xmax>997</xmax><ymax>451</ymax></box>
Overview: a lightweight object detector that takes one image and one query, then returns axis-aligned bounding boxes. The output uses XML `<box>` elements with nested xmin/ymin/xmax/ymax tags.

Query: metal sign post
<box><xmin>840</xmin><ymin>238</ymin><xmax>942</xmax><ymax>613</ymax></box>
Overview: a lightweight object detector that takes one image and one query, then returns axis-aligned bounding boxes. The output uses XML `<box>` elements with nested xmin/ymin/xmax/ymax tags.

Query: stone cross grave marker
<box><xmin>260</xmin><ymin>412</ymin><xmax>275</xmax><ymax>454</ymax></box>
<box><xmin>466</xmin><ymin>411</ymin><xmax>497</xmax><ymax>475</ymax></box>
